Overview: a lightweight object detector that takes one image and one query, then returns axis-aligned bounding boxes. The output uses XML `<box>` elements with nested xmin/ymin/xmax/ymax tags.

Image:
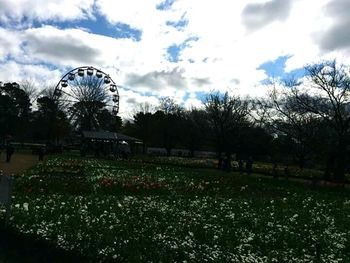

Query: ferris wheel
<box><xmin>53</xmin><ymin>66</ymin><xmax>120</xmax><ymax>130</ymax></box>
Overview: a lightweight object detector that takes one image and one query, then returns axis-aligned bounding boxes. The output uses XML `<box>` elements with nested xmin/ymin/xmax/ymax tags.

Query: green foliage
<box><xmin>0</xmin><ymin>82</ymin><xmax>31</xmax><ymax>139</ymax></box>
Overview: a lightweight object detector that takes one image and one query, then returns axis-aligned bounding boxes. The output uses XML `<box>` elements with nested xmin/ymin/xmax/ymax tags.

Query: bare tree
<box><xmin>138</xmin><ymin>102</ymin><xmax>156</xmax><ymax>114</ymax></box>
<box><xmin>249</xmin><ymin>98</ymin><xmax>271</xmax><ymax>128</ymax></box>
<box><xmin>291</xmin><ymin>60</ymin><xmax>350</xmax><ymax>181</ymax></box>
<box><xmin>39</xmin><ymin>84</ymin><xmax>55</xmax><ymax>96</ymax></box>
<box><xmin>159</xmin><ymin>97</ymin><xmax>182</xmax><ymax>114</ymax></box>
<box><xmin>20</xmin><ymin>79</ymin><xmax>40</xmax><ymax>106</ymax></box>
<box><xmin>265</xmin><ymin>82</ymin><xmax>320</xmax><ymax>168</ymax></box>
<box><xmin>205</xmin><ymin>91</ymin><xmax>250</xmax><ymax>170</ymax></box>
<box><xmin>130</xmin><ymin>102</ymin><xmax>156</xmax><ymax>119</ymax></box>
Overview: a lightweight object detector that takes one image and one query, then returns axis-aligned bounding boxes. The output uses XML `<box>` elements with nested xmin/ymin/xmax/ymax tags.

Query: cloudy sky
<box><xmin>0</xmin><ymin>0</ymin><xmax>349</xmax><ymax>118</ymax></box>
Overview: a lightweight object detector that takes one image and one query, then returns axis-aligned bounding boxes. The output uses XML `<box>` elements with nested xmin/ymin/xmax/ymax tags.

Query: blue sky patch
<box><xmin>259</xmin><ymin>55</ymin><xmax>290</xmax><ymax>78</ymax></box>
<box><xmin>67</xmin><ymin>14</ymin><xmax>142</xmax><ymax>41</ymax></box>
<box><xmin>156</xmin><ymin>0</ymin><xmax>176</xmax><ymax>10</ymax></box>
<box><xmin>258</xmin><ymin>55</ymin><xmax>307</xmax><ymax>82</ymax></box>
<box><xmin>114</xmin><ymin>23</ymin><xmax>142</xmax><ymax>41</ymax></box>
<box><xmin>2</xmin><ymin>11</ymin><xmax>142</xmax><ymax>42</ymax></box>
<box><xmin>166</xmin><ymin>36</ymin><xmax>199</xmax><ymax>63</ymax></box>
<box><xmin>190</xmin><ymin>91</ymin><xmax>209</xmax><ymax>103</ymax></box>
<box><xmin>167</xmin><ymin>44</ymin><xmax>182</xmax><ymax>62</ymax></box>
<box><xmin>166</xmin><ymin>13</ymin><xmax>188</xmax><ymax>30</ymax></box>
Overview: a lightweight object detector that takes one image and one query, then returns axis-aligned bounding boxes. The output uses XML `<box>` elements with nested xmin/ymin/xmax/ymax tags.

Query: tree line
<box><xmin>1</xmin><ymin>60</ymin><xmax>350</xmax><ymax>182</ymax></box>
<box><xmin>125</xmin><ymin>60</ymin><xmax>350</xmax><ymax>182</ymax></box>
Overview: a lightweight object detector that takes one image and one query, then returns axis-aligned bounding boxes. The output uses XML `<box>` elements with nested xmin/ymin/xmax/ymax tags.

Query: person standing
<box><xmin>272</xmin><ymin>162</ymin><xmax>278</xmax><ymax>178</ymax></box>
<box><xmin>6</xmin><ymin>144</ymin><xmax>14</xmax><ymax>163</ymax></box>
<box><xmin>38</xmin><ymin>146</ymin><xmax>45</xmax><ymax>161</ymax></box>
<box><xmin>238</xmin><ymin>159</ymin><xmax>244</xmax><ymax>174</ymax></box>
<box><xmin>246</xmin><ymin>156</ymin><xmax>253</xmax><ymax>175</ymax></box>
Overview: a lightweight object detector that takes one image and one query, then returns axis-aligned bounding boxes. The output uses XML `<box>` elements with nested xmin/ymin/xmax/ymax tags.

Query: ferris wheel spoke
<box><xmin>59</xmin><ymin>98</ymin><xmax>81</xmax><ymax>104</ymax></box>
<box><xmin>104</xmin><ymin>103</ymin><xmax>117</xmax><ymax>108</ymax></box>
<box><xmin>59</xmin><ymin>89</ymin><xmax>81</xmax><ymax>101</ymax></box>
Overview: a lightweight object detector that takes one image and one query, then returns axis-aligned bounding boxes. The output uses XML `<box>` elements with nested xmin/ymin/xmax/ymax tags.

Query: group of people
<box><xmin>238</xmin><ymin>157</ymin><xmax>254</xmax><ymax>175</ymax></box>
<box><xmin>1</xmin><ymin>143</ymin><xmax>45</xmax><ymax>163</ymax></box>
<box><xmin>218</xmin><ymin>155</ymin><xmax>254</xmax><ymax>174</ymax></box>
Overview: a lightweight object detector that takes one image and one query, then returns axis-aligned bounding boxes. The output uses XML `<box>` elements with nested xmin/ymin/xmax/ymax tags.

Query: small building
<box><xmin>81</xmin><ymin>131</ymin><xmax>142</xmax><ymax>157</ymax></box>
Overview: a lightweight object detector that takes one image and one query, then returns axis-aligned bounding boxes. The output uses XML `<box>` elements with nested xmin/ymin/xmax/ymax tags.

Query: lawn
<box><xmin>1</xmin><ymin>156</ymin><xmax>350</xmax><ymax>262</ymax></box>
<box><xmin>137</xmin><ymin>156</ymin><xmax>348</xmax><ymax>180</ymax></box>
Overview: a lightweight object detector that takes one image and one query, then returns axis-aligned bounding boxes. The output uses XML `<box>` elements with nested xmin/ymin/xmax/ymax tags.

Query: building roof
<box><xmin>82</xmin><ymin>131</ymin><xmax>141</xmax><ymax>142</ymax></box>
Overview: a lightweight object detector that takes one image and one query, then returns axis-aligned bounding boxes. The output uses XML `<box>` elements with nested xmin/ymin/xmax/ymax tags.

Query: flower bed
<box><xmin>1</xmin><ymin>157</ymin><xmax>350</xmax><ymax>262</ymax></box>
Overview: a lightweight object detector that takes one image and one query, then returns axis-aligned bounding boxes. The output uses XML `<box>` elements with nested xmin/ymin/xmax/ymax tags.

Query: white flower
<box><xmin>23</xmin><ymin>203</ymin><xmax>29</xmax><ymax>211</ymax></box>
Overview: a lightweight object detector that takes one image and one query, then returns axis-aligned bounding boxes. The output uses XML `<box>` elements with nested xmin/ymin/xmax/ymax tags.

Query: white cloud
<box><xmin>118</xmin><ymin>88</ymin><xmax>160</xmax><ymax>119</ymax></box>
<box><xmin>1</xmin><ymin>0</ymin><xmax>350</xmax><ymax>120</ymax></box>
<box><xmin>0</xmin><ymin>28</ymin><xmax>22</xmax><ymax>60</ymax></box>
<box><xmin>184</xmin><ymin>97</ymin><xmax>203</xmax><ymax>110</ymax></box>
<box><xmin>0</xmin><ymin>61</ymin><xmax>62</xmax><ymax>87</ymax></box>
<box><xmin>242</xmin><ymin>0</ymin><xmax>292</xmax><ymax>31</ymax></box>
<box><xmin>0</xmin><ymin>0</ymin><xmax>94</xmax><ymax>23</ymax></box>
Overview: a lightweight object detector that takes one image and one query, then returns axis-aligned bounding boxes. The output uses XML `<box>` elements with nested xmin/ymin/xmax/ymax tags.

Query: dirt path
<box><xmin>0</xmin><ymin>153</ymin><xmax>38</xmax><ymax>176</ymax></box>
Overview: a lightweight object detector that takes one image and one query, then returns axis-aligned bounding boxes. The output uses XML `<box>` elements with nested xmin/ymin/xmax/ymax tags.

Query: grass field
<box><xmin>1</xmin><ymin>156</ymin><xmax>350</xmax><ymax>262</ymax></box>
<box><xmin>137</xmin><ymin>156</ymin><xmax>350</xmax><ymax>180</ymax></box>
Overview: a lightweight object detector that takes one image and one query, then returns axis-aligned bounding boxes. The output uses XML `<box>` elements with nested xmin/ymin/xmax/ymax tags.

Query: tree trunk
<box><xmin>142</xmin><ymin>141</ymin><xmax>146</xmax><ymax>155</ymax></box>
<box><xmin>298</xmin><ymin>155</ymin><xmax>305</xmax><ymax>170</ymax></box>
<box><xmin>332</xmin><ymin>140</ymin><xmax>347</xmax><ymax>182</ymax></box>
<box><xmin>225</xmin><ymin>152</ymin><xmax>232</xmax><ymax>172</ymax></box>
<box><xmin>217</xmin><ymin>151</ymin><xmax>223</xmax><ymax>170</ymax></box>
<box><xmin>324</xmin><ymin>154</ymin><xmax>334</xmax><ymax>181</ymax></box>
<box><xmin>189</xmin><ymin>148</ymin><xmax>195</xmax><ymax>158</ymax></box>
<box><xmin>333</xmin><ymin>154</ymin><xmax>346</xmax><ymax>183</ymax></box>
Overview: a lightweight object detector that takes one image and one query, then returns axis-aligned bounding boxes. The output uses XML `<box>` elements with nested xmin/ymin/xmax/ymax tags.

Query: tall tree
<box><xmin>266</xmin><ymin>85</ymin><xmax>321</xmax><ymax>168</ymax></box>
<box><xmin>133</xmin><ymin>111</ymin><xmax>154</xmax><ymax>154</ymax></box>
<box><xmin>31</xmin><ymin>95</ymin><xmax>70</xmax><ymax>143</ymax></box>
<box><xmin>21</xmin><ymin>79</ymin><xmax>39</xmax><ymax>106</ymax></box>
<box><xmin>292</xmin><ymin>60</ymin><xmax>350</xmax><ymax>182</ymax></box>
<box><xmin>205</xmin><ymin>91</ymin><xmax>250</xmax><ymax>170</ymax></box>
<box><xmin>182</xmin><ymin>109</ymin><xmax>210</xmax><ymax>157</ymax></box>
<box><xmin>97</xmin><ymin>109</ymin><xmax>122</xmax><ymax>132</ymax></box>
<box><xmin>156</xmin><ymin>97</ymin><xmax>183</xmax><ymax>156</ymax></box>
<box><xmin>0</xmin><ymin>82</ymin><xmax>31</xmax><ymax>141</ymax></box>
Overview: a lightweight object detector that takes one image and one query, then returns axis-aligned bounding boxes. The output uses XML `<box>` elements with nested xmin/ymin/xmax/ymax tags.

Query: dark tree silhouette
<box><xmin>21</xmin><ymin>79</ymin><xmax>39</xmax><ymax>106</ymax></box>
<box><xmin>31</xmin><ymin>96</ymin><xmax>70</xmax><ymax>143</ymax></box>
<box><xmin>291</xmin><ymin>60</ymin><xmax>350</xmax><ymax>182</ymax></box>
<box><xmin>155</xmin><ymin>97</ymin><xmax>183</xmax><ymax>156</ymax></box>
<box><xmin>133</xmin><ymin>111</ymin><xmax>154</xmax><ymax>154</ymax></box>
<box><xmin>97</xmin><ymin>109</ymin><xmax>122</xmax><ymax>132</ymax></box>
<box><xmin>182</xmin><ymin>109</ymin><xmax>210</xmax><ymax>157</ymax></box>
<box><xmin>265</xmin><ymin>84</ymin><xmax>320</xmax><ymax>168</ymax></box>
<box><xmin>205</xmin><ymin>91</ymin><xmax>249</xmax><ymax>170</ymax></box>
<box><xmin>0</xmin><ymin>82</ymin><xmax>31</xmax><ymax>141</ymax></box>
